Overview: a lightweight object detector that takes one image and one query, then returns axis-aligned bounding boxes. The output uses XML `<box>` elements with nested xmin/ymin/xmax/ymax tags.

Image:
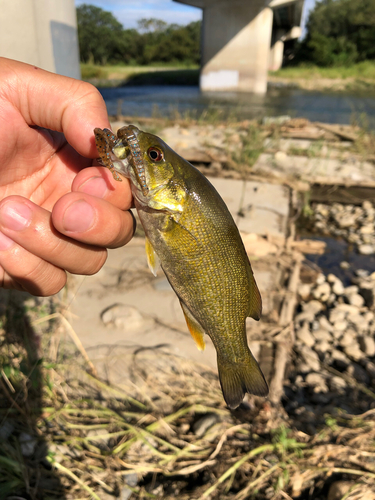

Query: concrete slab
<box><xmin>208</xmin><ymin>177</ymin><xmax>290</xmax><ymax>238</ymax></box>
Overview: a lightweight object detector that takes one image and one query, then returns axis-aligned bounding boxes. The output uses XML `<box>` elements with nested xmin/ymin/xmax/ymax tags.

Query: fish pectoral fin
<box><xmin>247</xmin><ymin>259</ymin><xmax>262</xmax><ymax>321</ymax></box>
<box><xmin>145</xmin><ymin>237</ymin><xmax>160</xmax><ymax>277</ymax></box>
<box><xmin>180</xmin><ymin>301</ymin><xmax>206</xmax><ymax>351</ymax></box>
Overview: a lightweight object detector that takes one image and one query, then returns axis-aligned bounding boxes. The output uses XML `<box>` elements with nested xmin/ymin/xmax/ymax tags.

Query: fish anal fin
<box><xmin>145</xmin><ymin>237</ymin><xmax>160</xmax><ymax>277</ymax></box>
<box><xmin>180</xmin><ymin>301</ymin><xmax>206</xmax><ymax>351</ymax></box>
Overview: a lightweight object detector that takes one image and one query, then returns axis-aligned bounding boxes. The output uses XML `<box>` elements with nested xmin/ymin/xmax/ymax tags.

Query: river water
<box><xmin>99</xmin><ymin>84</ymin><xmax>375</xmax><ymax>128</ymax></box>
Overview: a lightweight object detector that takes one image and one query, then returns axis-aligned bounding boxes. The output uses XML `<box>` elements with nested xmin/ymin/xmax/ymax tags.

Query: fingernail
<box><xmin>0</xmin><ymin>201</ymin><xmax>32</xmax><ymax>230</ymax></box>
<box><xmin>63</xmin><ymin>200</ymin><xmax>95</xmax><ymax>233</ymax></box>
<box><xmin>78</xmin><ymin>177</ymin><xmax>108</xmax><ymax>198</ymax></box>
<box><xmin>0</xmin><ymin>232</ymin><xmax>14</xmax><ymax>251</ymax></box>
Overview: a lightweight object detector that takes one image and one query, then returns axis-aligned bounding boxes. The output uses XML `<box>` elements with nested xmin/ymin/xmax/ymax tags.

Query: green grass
<box><xmin>80</xmin><ymin>63</ymin><xmax>199</xmax><ymax>82</ymax></box>
<box><xmin>270</xmin><ymin>60</ymin><xmax>375</xmax><ymax>80</ymax></box>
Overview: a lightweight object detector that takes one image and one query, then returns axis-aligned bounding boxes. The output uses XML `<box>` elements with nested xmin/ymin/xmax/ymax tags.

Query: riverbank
<box><xmin>82</xmin><ymin>62</ymin><xmax>375</xmax><ymax>92</ymax></box>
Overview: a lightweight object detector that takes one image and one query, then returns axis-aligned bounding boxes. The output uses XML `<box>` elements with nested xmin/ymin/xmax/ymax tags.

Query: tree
<box><xmin>295</xmin><ymin>0</ymin><xmax>375</xmax><ymax>66</ymax></box>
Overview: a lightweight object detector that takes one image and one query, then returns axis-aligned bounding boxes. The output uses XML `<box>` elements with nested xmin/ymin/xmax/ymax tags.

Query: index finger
<box><xmin>0</xmin><ymin>57</ymin><xmax>110</xmax><ymax>158</ymax></box>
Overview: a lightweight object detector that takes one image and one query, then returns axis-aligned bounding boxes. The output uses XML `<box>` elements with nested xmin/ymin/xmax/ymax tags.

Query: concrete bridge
<box><xmin>175</xmin><ymin>0</ymin><xmax>304</xmax><ymax>93</ymax></box>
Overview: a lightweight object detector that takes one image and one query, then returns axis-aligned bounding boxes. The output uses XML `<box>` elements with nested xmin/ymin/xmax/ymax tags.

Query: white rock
<box><xmin>331</xmin><ymin>349</ymin><xmax>350</xmax><ymax>369</ymax></box>
<box><xmin>358</xmin><ymin>244</ymin><xmax>375</xmax><ymax>255</ymax></box>
<box><xmin>344</xmin><ymin>285</ymin><xmax>359</xmax><ymax>295</ymax></box>
<box><xmin>359</xmin><ymin>336</ymin><xmax>375</xmax><ymax>357</ymax></box>
<box><xmin>340</xmin><ymin>330</ymin><xmax>357</xmax><ymax>348</ymax></box>
<box><xmin>313</xmin><ymin>282</ymin><xmax>331</xmax><ymax>301</ymax></box>
<box><xmin>333</xmin><ymin>320</ymin><xmax>348</xmax><ymax>333</ymax></box>
<box><xmin>296</xmin><ymin>322</ymin><xmax>315</xmax><ymax>348</ymax></box>
<box><xmin>362</xmin><ymin>200</ymin><xmax>373</xmax><ymax>210</ymax></box>
<box><xmin>305</xmin><ymin>373</ymin><xmax>328</xmax><ymax>392</ymax></box>
<box><xmin>343</xmin><ymin>342</ymin><xmax>364</xmax><ymax>361</ymax></box>
<box><xmin>303</xmin><ymin>300</ymin><xmax>325</xmax><ymax>315</ymax></box>
<box><xmin>329</xmin><ymin>376</ymin><xmax>347</xmax><ymax>391</ymax></box>
<box><xmin>347</xmin><ymin>313</ymin><xmax>368</xmax><ymax>331</ymax></box>
<box><xmin>298</xmin><ymin>283</ymin><xmax>312</xmax><ymax>301</ymax></box>
<box><xmin>314</xmin><ymin>329</ymin><xmax>333</xmax><ymax>342</ymax></box>
<box><xmin>329</xmin><ymin>308</ymin><xmax>346</xmax><ymax>324</ymax></box>
<box><xmin>332</xmin><ymin>280</ymin><xmax>345</xmax><ymax>296</ymax></box>
<box><xmin>359</xmin><ymin>224</ymin><xmax>374</xmax><ymax>234</ymax></box>
<box><xmin>316</xmin><ymin>273</ymin><xmax>326</xmax><ymax>285</ymax></box>
<box><xmin>319</xmin><ymin>316</ymin><xmax>334</xmax><ymax>332</ymax></box>
<box><xmin>340</xmin><ymin>261</ymin><xmax>350</xmax><ymax>269</ymax></box>
<box><xmin>346</xmin><ymin>293</ymin><xmax>365</xmax><ymax>308</ymax></box>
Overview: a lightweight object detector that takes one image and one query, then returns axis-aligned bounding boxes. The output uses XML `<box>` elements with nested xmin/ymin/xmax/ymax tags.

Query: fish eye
<box><xmin>147</xmin><ymin>147</ymin><xmax>164</xmax><ymax>162</ymax></box>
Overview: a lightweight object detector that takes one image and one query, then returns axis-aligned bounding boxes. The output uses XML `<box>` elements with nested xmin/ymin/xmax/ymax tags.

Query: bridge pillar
<box><xmin>200</xmin><ymin>0</ymin><xmax>273</xmax><ymax>94</ymax></box>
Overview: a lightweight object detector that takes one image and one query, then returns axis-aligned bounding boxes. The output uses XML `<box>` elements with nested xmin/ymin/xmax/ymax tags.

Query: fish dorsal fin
<box><xmin>145</xmin><ymin>237</ymin><xmax>160</xmax><ymax>277</ymax></box>
<box><xmin>247</xmin><ymin>259</ymin><xmax>262</xmax><ymax>321</ymax></box>
<box><xmin>180</xmin><ymin>301</ymin><xmax>206</xmax><ymax>351</ymax></box>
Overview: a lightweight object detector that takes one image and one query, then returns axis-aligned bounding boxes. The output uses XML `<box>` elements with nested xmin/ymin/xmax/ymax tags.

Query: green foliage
<box><xmin>295</xmin><ymin>0</ymin><xmax>375</xmax><ymax>66</ymax></box>
<box><xmin>76</xmin><ymin>5</ymin><xmax>201</xmax><ymax>66</ymax></box>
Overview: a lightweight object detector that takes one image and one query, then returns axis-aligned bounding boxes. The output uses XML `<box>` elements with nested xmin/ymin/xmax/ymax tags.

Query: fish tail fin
<box><xmin>217</xmin><ymin>352</ymin><xmax>268</xmax><ymax>410</ymax></box>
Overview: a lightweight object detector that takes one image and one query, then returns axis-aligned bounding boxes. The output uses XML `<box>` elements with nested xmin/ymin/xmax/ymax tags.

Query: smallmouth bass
<box><xmin>94</xmin><ymin>125</ymin><xmax>268</xmax><ymax>409</ymax></box>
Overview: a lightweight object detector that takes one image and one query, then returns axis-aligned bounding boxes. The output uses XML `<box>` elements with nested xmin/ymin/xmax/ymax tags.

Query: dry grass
<box><xmin>0</xmin><ymin>291</ymin><xmax>374</xmax><ymax>500</ymax></box>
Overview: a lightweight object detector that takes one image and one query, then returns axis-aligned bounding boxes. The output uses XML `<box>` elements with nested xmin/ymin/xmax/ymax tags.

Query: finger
<box><xmin>0</xmin><ymin>196</ymin><xmax>107</xmax><ymax>275</ymax></box>
<box><xmin>0</xmin><ymin>232</ymin><xmax>67</xmax><ymax>296</ymax></box>
<box><xmin>52</xmin><ymin>192</ymin><xmax>136</xmax><ymax>248</ymax></box>
<box><xmin>72</xmin><ymin>166</ymin><xmax>133</xmax><ymax>211</ymax></box>
<box><xmin>1</xmin><ymin>57</ymin><xmax>110</xmax><ymax>158</ymax></box>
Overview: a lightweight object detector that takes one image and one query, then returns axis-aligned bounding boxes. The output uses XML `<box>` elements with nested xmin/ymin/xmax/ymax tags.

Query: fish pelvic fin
<box><xmin>247</xmin><ymin>258</ymin><xmax>262</xmax><ymax>321</ymax></box>
<box><xmin>180</xmin><ymin>301</ymin><xmax>206</xmax><ymax>351</ymax></box>
<box><xmin>145</xmin><ymin>237</ymin><xmax>160</xmax><ymax>277</ymax></box>
<box><xmin>217</xmin><ymin>352</ymin><xmax>268</xmax><ymax>410</ymax></box>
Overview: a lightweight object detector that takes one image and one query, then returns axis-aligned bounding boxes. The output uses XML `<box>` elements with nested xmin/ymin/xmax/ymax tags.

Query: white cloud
<box><xmin>75</xmin><ymin>0</ymin><xmax>202</xmax><ymax>28</ymax></box>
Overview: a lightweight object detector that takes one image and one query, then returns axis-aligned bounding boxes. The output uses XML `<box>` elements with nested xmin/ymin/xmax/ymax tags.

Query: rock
<box><xmin>328</xmin><ymin>481</ymin><xmax>362</xmax><ymax>500</ymax></box>
<box><xmin>359</xmin><ymin>224</ymin><xmax>374</xmax><ymax>235</ymax></box>
<box><xmin>121</xmin><ymin>473</ymin><xmax>138</xmax><ymax>500</ymax></box>
<box><xmin>315</xmin><ymin>340</ymin><xmax>331</xmax><ymax>358</ymax></box>
<box><xmin>296</xmin><ymin>322</ymin><xmax>315</xmax><ymax>348</ymax></box>
<box><xmin>19</xmin><ymin>432</ymin><xmax>38</xmax><ymax>457</ymax></box>
<box><xmin>347</xmin><ymin>363</ymin><xmax>369</xmax><ymax>383</ymax></box>
<box><xmin>297</xmin><ymin>283</ymin><xmax>312</xmax><ymax>301</ymax></box>
<box><xmin>334</xmin><ymin>214</ymin><xmax>357</xmax><ymax>229</ymax></box>
<box><xmin>347</xmin><ymin>313</ymin><xmax>368</xmax><ymax>331</ymax></box>
<box><xmin>359</xmin><ymin>335</ymin><xmax>375</xmax><ymax>357</ymax></box>
<box><xmin>365</xmin><ymin>311</ymin><xmax>374</xmax><ymax>321</ymax></box>
<box><xmin>365</xmin><ymin>361</ymin><xmax>375</xmax><ymax>379</ymax></box>
<box><xmin>0</xmin><ymin>421</ymin><xmax>14</xmax><ymax>441</ymax></box>
<box><xmin>346</xmin><ymin>293</ymin><xmax>365</xmax><ymax>308</ymax></box>
<box><xmin>303</xmin><ymin>300</ymin><xmax>325</xmax><ymax>315</ymax></box>
<box><xmin>313</xmin><ymin>329</ymin><xmax>332</xmax><ymax>342</ymax></box>
<box><xmin>332</xmin><ymin>280</ymin><xmax>344</xmax><ymax>295</ymax></box>
<box><xmin>359</xmin><ymin>282</ymin><xmax>375</xmax><ymax>309</ymax></box>
<box><xmin>362</xmin><ymin>201</ymin><xmax>373</xmax><ymax>210</ymax></box>
<box><xmin>318</xmin><ymin>316</ymin><xmax>334</xmax><ymax>332</ymax></box>
<box><xmin>316</xmin><ymin>273</ymin><xmax>326</xmax><ymax>285</ymax></box>
<box><xmin>327</xmin><ymin>273</ymin><xmax>338</xmax><ymax>283</ymax></box>
<box><xmin>313</xmin><ymin>282</ymin><xmax>331</xmax><ymax>301</ymax></box>
<box><xmin>343</xmin><ymin>342</ymin><xmax>364</xmax><ymax>361</ymax></box>
<box><xmin>333</xmin><ymin>320</ymin><xmax>348</xmax><ymax>334</ymax></box>
<box><xmin>329</xmin><ymin>376</ymin><xmax>347</xmax><ymax>392</ymax></box>
<box><xmin>344</xmin><ymin>285</ymin><xmax>359</xmax><ymax>295</ymax></box>
<box><xmin>193</xmin><ymin>413</ymin><xmax>220</xmax><ymax>437</ymax></box>
<box><xmin>336</xmin><ymin>303</ymin><xmax>361</xmax><ymax>315</ymax></box>
<box><xmin>101</xmin><ymin>304</ymin><xmax>154</xmax><ymax>332</ymax></box>
<box><xmin>358</xmin><ymin>244</ymin><xmax>375</xmax><ymax>255</ymax></box>
<box><xmin>329</xmin><ymin>308</ymin><xmax>346</xmax><ymax>324</ymax></box>
<box><xmin>298</xmin><ymin>345</ymin><xmax>321</xmax><ymax>371</ymax></box>
<box><xmin>305</xmin><ymin>373</ymin><xmax>328</xmax><ymax>392</ymax></box>
<box><xmin>274</xmin><ymin>151</ymin><xmax>288</xmax><ymax>166</ymax></box>
<box><xmin>340</xmin><ymin>330</ymin><xmax>357</xmax><ymax>348</ymax></box>
<box><xmin>355</xmin><ymin>269</ymin><xmax>370</xmax><ymax>278</ymax></box>
<box><xmin>340</xmin><ymin>261</ymin><xmax>350</xmax><ymax>269</ymax></box>
<box><xmin>331</xmin><ymin>349</ymin><xmax>350</xmax><ymax>369</ymax></box>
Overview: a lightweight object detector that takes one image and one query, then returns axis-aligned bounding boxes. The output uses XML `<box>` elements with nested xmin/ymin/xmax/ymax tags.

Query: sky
<box><xmin>74</xmin><ymin>0</ymin><xmax>202</xmax><ymax>29</ymax></box>
<box><xmin>75</xmin><ymin>0</ymin><xmax>317</xmax><ymax>34</ymax></box>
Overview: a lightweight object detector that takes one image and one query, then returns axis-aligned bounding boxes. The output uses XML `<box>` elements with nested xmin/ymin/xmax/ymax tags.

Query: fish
<box><xmin>94</xmin><ymin>125</ymin><xmax>268</xmax><ymax>409</ymax></box>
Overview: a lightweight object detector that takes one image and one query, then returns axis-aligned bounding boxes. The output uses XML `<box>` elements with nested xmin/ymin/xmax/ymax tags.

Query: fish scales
<box><xmin>94</xmin><ymin>125</ymin><xmax>268</xmax><ymax>409</ymax></box>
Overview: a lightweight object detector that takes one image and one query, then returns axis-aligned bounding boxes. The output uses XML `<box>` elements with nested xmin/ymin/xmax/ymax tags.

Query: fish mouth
<box><xmin>114</xmin><ymin>125</ymin><xmax>149</xmax><ymax>196</ymax></box>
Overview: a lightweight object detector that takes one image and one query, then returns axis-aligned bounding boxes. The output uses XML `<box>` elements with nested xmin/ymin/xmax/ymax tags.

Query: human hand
<box><xmin>0</xmin><ymin>58</ymin><xmax>134</xmax><ymax>296</ymax></box>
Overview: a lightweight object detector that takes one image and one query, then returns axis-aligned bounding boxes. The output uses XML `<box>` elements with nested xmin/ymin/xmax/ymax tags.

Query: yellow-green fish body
<box><xmin>94</xmin><ymin>125</ymin><xmax>268</xmax><ymax>409</ymax></box>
